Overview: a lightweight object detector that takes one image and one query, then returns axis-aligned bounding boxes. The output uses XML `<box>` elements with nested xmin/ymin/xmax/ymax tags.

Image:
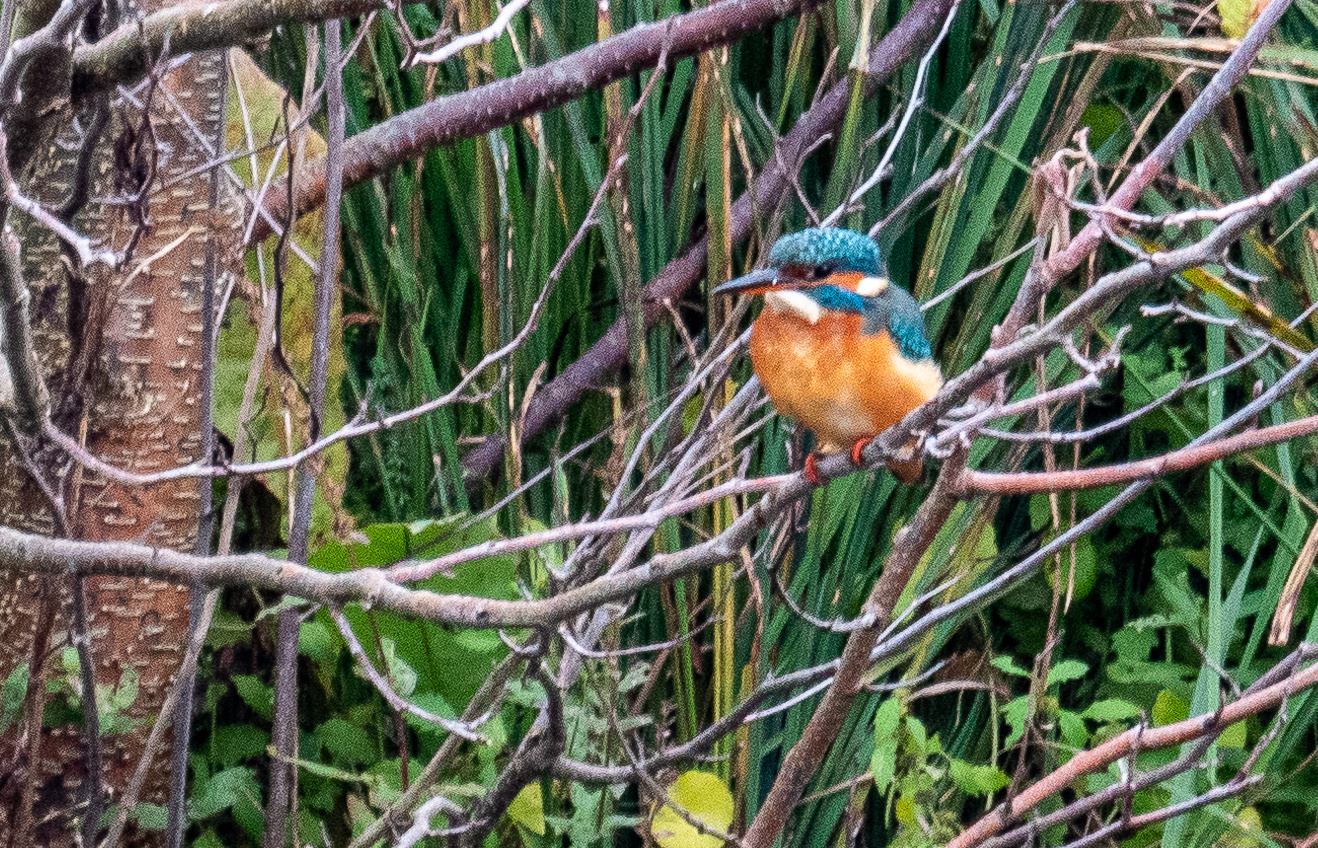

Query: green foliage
<box><xmin>181</xmin><ymin>0</ymin><xmax>1318</xmax><ymax>844</ymax></box>
<box><xmin>189</xmin><ymin>760</ymin><xmax>266</xmax><ymax>843</ymax></box>
<box><xmin>310</xmin><ymin>518</ymin><xmax>517</xmax><ymax>707</ymax></box>
<box><xmin>0</xmin><ymin>663</ymin><xmax>27</xmax><ymax>735</ymax></box>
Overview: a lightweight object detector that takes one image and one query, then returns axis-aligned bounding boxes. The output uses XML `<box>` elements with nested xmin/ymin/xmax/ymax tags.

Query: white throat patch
<box><xmin>764</xmin><ymin>290</ymin><xmax>823</xmax><ymax>324</ymax></box>
<box><xmin>856</xmin><ymin>276</ymin><xmax>888</xmax><ymax>296</ymax></box>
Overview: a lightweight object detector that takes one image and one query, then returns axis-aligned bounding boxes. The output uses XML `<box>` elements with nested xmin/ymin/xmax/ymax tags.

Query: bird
<box><xmin>714</xmin><ymin>227</ymin><xmax>942</xmax><ymax>484</ymax></box>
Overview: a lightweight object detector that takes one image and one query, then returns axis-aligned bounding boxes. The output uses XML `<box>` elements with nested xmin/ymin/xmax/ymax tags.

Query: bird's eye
<box><xmin>809</xmin><ymin>263</ymin><xmax>833</xmax><ymax>281</ymax></box>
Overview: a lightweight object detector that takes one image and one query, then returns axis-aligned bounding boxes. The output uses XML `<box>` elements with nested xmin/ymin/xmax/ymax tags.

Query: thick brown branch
<box><xmin>742</xmin><ymin>458</ymin><xmax>964</xmax><ymax>847</ymax></box>
<box><xmin>71</xmin><ymin>0</ymin><xmax>386</xmax><ymax>96</ymax></box>
<box><xmin>245</xmin><ymin>0</ymin><xmax>827</xmax><ymax>246</ymax></box>
<box><xmin>957</xmin><ymin>413</ymin><xmax>1318</xmax><ymax>496</ymax></box>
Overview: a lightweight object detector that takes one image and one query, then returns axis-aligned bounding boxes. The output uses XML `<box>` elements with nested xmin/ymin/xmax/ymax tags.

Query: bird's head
<box><xmin>714</xmin><ymin>227</ymin><xmax>888</xmax><ymax>301</ymax></box>
<box><xmin>716</xmin><ymin>227</ymin><xmax>933</xmax><ymax>362</ymax></box>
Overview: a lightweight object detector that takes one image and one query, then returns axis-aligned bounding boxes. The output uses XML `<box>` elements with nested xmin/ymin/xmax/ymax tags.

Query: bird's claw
<box><xmin>804</xmin><ymin>452</ymin><xmax>825</xmax><ymax>486</ymax></box>
<box><xmin>806</xmin><ymin>437</ymin><xmax>877</xmax><ymax>485</ymax></box>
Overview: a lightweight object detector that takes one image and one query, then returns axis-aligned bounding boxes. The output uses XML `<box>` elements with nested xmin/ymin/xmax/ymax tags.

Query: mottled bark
<box><xmin>0</xmin><ymin>0</ymin><xmax>241</xmax><ymax>841</ymax></box>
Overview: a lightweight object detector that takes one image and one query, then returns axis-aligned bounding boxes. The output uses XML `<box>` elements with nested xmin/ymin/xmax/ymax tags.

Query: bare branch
<box><xmin>247</xmin><ymin>0</ymin><xmax>829</xmax><ymax>246</ymax></box>
<box><xmin>408</xmin><ymin>0</ymin><xmax>532</xmax><ymax>66</ymax></box>
<box><xmin>948</xmin><ymin>648</ymin><xmax>1318</xmax><ymax>848</ymax></box>
<box><xmin>958</xmin><ymin>412</ymin><xmax>1318</xmax><ymax>496</ymax></box>
<box><xmin>328</xmin><ymin>607</ymin><xmax>488</xmax><ymax>740</ymax></box>
<box><xmin>824</xmin><ymin>0</ymin><xmax>962</xmax><ymax>226</ymax></box>
<box><xmin>998</xmin><ymin>0</ymin><xmax>1295</xmax><ymax>345</ymax></box>
<box><xmin>874</xmin><ymin>342</ymin><xmax>1318</xmax><ymax>672</ymax></box>
<box><xmin>2</xmin><ymin>179</ymin><xmax>118</xmax><ymax>268</ymax></box>
<box><xmin>71</xmin><ymin>0</ymin><xmax>388</xmax><ymax>95</ymax></box>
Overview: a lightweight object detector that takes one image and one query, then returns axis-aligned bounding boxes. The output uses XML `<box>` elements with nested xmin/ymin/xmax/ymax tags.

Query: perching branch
<box><xmin>3</xmin><ymin>211</ymin><xmax>1317</xmax><ymax>641</ymax></box>
<box><xmin>742</xmin><ymin>13</ymin><xmax>1303</xmax><ymax>841</ymax></box>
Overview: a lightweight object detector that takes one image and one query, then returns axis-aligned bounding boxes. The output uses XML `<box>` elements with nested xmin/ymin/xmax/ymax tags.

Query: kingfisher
<box><xmin>715</xmin><ymin>227</ymin><xmax>942</xmax><ymax>484</ymax></box>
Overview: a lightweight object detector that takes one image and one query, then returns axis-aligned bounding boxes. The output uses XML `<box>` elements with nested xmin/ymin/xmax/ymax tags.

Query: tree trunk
<box><xmin>0</xmin><ymin>0</ymin><xmax>241</xmax><ymax>842</ymax></box>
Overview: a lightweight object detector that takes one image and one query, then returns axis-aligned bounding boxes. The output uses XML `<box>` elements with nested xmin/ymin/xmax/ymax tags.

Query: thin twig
<box><xmin>409</xmin><ymin>0</ymin><xmax>532</xmax><ymax>65</ymax></box>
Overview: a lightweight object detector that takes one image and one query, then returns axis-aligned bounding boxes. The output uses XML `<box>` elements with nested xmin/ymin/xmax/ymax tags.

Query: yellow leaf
<box><xmin>1129</xmin><ymin>233</ymin><xmax>1312</xmax><ymax>353</ymax></box>
<box><xmin>1219</xmin><ymin>0</ymin><xmax>1268</xmax><ymax>37</ymax></box>
<box><xmin>651</xmin><ymin>771</ymin><xmax>735</xmax><ymax>848</ymax></box>
<box><xmin>507</xmin><ymin>783</ymin><xmax>546</xmax><ymax>836</ymax></box>
<box><xmin>220</xmin><ymin>50</ymin><xmax>354</xmax><ymax>543</ymax></box>
<box><xmin>895</xmin><ymin>793</ymin><xmax>917</xmax><ymax>825</ymax></box>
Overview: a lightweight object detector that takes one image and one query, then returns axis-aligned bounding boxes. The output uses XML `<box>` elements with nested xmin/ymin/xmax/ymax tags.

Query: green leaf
<box><xmin>378</xmin><ymin>638</ymin><xmax>418</xmax><ymax>698</ymax></box>
<box><xmin>107</xmin><ymin>667</ymin><xmax>139</xmax><ymax>712</ymax></box>
<box><xmin>906</xmin><ymin>715</ymin><xmax>931</xmax><ymax>753</ymax></box>
<box><xmin>870</xmin><ymin>698</ymin><xmax>903</xmax><ymax>788</ymax></box>
<box><xmin>312</xmin><ymin>518</ymin><xmax>518</xmax><ymax>709</ymax></box>
<box><xmin>1046</xmin><ymin>659</ymin><xmax>1089</xmax><ymax>687</ymax></box>
<box><xmin>61</xmin><ymin>647</ymin><xmax>79</xmax><ymax>677</ymax></box>
<box><xmin>948</xmin><ymin>760</ymin><xmax>1010</xmax><ymax>796</ymax></box>
<box><xmin>873</xmin><ymin>697</ymin><xmax>901</xmax><ymax>740</ymax></box>
<box><xmin>402</xmin><ymin>691</ymin><xmax>457</xmax><ymax>735</ymax></box>
<box><xmin>298</xmin><ymin>619</ymin><xmax>339</xmax><ymax>666</ymax></box>
<box><xmin>870</xmin><ymin>737</ymin><xmax>899</xmax><ymax>790</ymax></box>
<box><xmin>130</xmin><ymin>803</ymin><xmax>167</xmax><ymax>830</ymax></box>
<box><xmin>1059</xmin><ymin>710</ymin><xmax>1089</xmax><ymax>748</ymax></box>
<box><xmin>1152</xmin><ymin>690</ymin><xmax>1189</xmax><ymax>726</ymax></box>
<box><xmin>1080</xmin><ymin>104</ymin><xmax>1122</xmax><ymax>148</ymax></box>
<box><xmin>96</xmin><ymin>668</ymin><xmax>144</xmax><ymax>736</ymax></box>
<box><xmin>189</xmin><ymin>766</ymin><xmax>261</xmax><ymax>821</ymax></box>
<box><xmin>205</xmin><ymin>610</ymin><xmax>252</xmax><ymax>649</ymax></box>
<box><xmin>1219</xmin><ymin>720</ymin><xmax>1247</xmax><ymax>749</ymax></box>
<box><xmin>211</xmin><ymin>724</ymin><xmax>270</xmax><ymax>768</ymax></box>
<box><xmin>1003</xmin><ymin>696</ymin><xmax>1029</xmax><ymax>747</ymax></box>
<box><xmin>1</xmin><ymin>663</ymin><xmax>29</xmax><ymax>735</ymax></box>
<box><xmin>318</xmin><ymin>717</ymin><xmax>375</xmax><ymax>766</ymax></box>
<box><xmin>363</xmin><ymin>759</ymin><xmax>423</xmax><ymax>807</ymax></box>
<box><xmin>231</xmin><ymin>675</ymin><xmax>274</xmax><ymax>721</ymax></box>
<box><xmin>1045</xmin><ymin>536</ymin><xmax>1098</xmax><ymax>601</ymax></box>
<box><xmin>651</xmin><ymin>771</ymin><xmax>734</xmax><ymax>848</ymax></box>
<box><xmin>990</xmin><ymin>656</ymin><xmax>1031</xmax><ymax>679</ymax></box>
<box><xmin>1081</xmin><ymin>699</ymin><xmax>1141</xmax><ymax>722</ymax></box>
<box><xmin>193</xmin><ymin>830</ymin><xmax>225</xmax><ymax>848</ymax></box>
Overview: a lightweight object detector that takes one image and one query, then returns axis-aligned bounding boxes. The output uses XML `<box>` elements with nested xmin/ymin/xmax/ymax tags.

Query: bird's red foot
<box><xmin>804</xmin><ymin>452</ymin><xmax>825</xmax><ymax>486</ymax></box>
<box><xmin>850</xmin><ymin>437</ymin><xmax>873</xmax><ymax>467</ymax></box>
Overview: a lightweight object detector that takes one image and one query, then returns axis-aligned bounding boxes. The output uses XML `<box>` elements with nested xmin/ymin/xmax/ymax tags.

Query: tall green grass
<box><xmin>225</xmin><ymin>0</ymin><xmax>1318</xmax><ymax>843</ymax></box>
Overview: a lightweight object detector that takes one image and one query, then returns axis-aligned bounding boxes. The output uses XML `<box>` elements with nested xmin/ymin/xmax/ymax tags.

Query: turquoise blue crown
<box><xmin>768</xmin><ymin>227</ymin><xmax>883</xmax><ymax>275</ymax></box>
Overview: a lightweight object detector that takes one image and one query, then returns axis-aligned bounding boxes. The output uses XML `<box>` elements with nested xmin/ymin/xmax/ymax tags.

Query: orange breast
<box><xmin>749</xmin><ymin>308</ymin><xmax>942</xmax><ymax>450</ymax></box>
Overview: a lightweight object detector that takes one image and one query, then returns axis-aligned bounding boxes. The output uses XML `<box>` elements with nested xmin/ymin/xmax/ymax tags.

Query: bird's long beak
<box><xmin>713</xmin><ymin>267</ymin><xmax>780</xmax><ymax>296</ymax></box>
